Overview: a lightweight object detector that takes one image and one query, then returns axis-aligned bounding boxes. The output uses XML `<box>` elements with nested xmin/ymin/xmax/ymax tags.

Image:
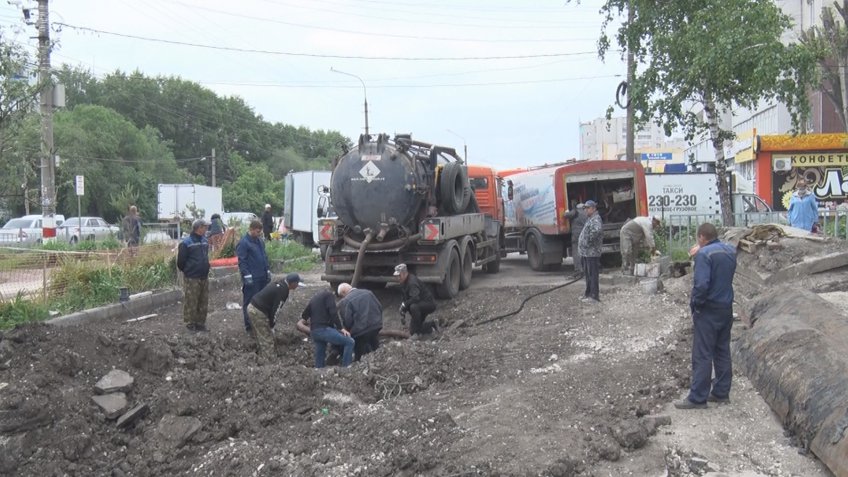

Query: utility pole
<box><xmin>625</xmin><ymin>0</ymin><xmax>636</xmax><ymax>162</ymax></box>
<box><xmin>38</xmin><ymin>0</ymin><xmax>56</xmax><ymax>241</ymax></box>
<box><xmin>330</xmin><ymin>68</ymin><xmax>369</xmax><ymax>136</ymax></box>
<box><xmin>211</xmin><ymin>148</ymin><xmax>216</xmax><ymax>187</ymax></box>
<box><xmin>446</xmin><ymin>129</ymin><xmax>467</xmax><ymax>163</ymax></box>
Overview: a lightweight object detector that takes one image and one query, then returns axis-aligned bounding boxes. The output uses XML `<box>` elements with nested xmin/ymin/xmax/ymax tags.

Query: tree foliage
<box><xmin>801</xmin><ymin>1</ymin><xmax>848</xmax><ymax>132</ymax></box>
<box><xmin>595</xmin><ymin>0</ymin><xmax>816</xmax><ymax>224</ymax></box>
<box><xmin>0</xmin><ymin>41</ymin><xmax>351</xmax><ymax>222</ymax></box>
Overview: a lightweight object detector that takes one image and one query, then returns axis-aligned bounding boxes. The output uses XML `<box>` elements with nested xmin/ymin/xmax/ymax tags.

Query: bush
<box><xmin>0</xmin><ymin>293</ymin><xmax>49</xmax><ymax>330</ymax></box>
<box><xmin>266</xmin><ymin>240</ymin><xmax>320</xmax><ymax>272</ymax></box>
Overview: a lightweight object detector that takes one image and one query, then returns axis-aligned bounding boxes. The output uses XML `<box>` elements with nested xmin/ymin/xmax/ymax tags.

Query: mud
<box><xmin>0</xmin><ymin>262</ymin><xmax>832</xmax><ymax>476</ymax></box>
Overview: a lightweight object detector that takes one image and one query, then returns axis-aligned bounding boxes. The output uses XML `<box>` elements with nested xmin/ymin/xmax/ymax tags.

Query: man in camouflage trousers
<box><xmin>247</xmin><ymin>273</ymin><xmax>303</xmax><ymax>363</ymax></box>
<box><xmin>177</xmin><ymin>219</ymin><xmax>211</xmax><ymax>331</ymax></box>
<box><xmin>578</xmin><ymin>200</ymin><xmax>604</xmax><ymax>303</ymax></box>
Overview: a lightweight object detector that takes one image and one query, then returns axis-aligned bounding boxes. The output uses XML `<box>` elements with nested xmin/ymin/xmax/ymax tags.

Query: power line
<box><xmin>54</xmin><ymin>23</ymin><xmax>596</xmax><ymax>61</ymax></box>
<box><xmin>169</xmin><ymin>1</ymin><xmax>596</xmax><ymax>44</ymax></box>
<box><xmin>198</xmin><ymin>74</ymin><xmax>622</xmax><ymax>89</ymax></box>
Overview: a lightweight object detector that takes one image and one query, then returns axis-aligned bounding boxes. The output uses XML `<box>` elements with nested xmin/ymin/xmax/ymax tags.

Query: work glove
<box><xmin>244</xmin><ymin>274</ymin><xmax>254</xmax><ymax>286</ymax></box>
<box><xmin>266</xmin><ymin>269</ymin><xmax>272</xmax><ymax>280</ymax></box>
<box><xmin>399</xmin><ymin>302</ymin><xmax>407</xmax><ymax>314</ymax></box>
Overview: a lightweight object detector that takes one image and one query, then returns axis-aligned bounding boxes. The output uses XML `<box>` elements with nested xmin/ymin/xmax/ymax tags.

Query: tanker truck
<box><xmin>318</xmin><ymin>133</ymin><xmax>501</xmax><ymax>298</ymax></box>
<box><xmin>501</xmin><ymin>160</ymin><xmax>648</xmax><ymax>270</ymax></box>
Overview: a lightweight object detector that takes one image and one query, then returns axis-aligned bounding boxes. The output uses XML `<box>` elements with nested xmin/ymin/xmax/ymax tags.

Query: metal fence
<box><xmin>0</xmin><ymin>243</ymin><xmax>178</xmax><ymax>307</ymax></box>
<box><xmin>660</xmin><ymin>210</ymin><xmax>848</xmax><ymax>260</ymax></box>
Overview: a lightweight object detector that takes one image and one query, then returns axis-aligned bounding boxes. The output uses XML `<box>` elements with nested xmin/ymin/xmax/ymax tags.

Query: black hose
<box><xmin>465</xmin><ymin>273</ymin><xmax>585</xmax><ymax>328</ymax></box>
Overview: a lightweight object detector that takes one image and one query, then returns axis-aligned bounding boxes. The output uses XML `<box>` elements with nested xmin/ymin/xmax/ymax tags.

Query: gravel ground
<box><xmin>0</xmin><ymin>257</ymin><xmax>833</xmax><ymax>476</ymax></box>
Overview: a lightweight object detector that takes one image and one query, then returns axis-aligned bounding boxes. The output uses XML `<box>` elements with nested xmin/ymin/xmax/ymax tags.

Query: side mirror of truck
<box><xmin>507</xmin><ymin>181</ymin><xmax>514</xmax><ymax>201</ymax></box>
<box><xmin>317</xmin><ymin>206</ymin><xmax>324</xmax><ymax>218</ymax></box>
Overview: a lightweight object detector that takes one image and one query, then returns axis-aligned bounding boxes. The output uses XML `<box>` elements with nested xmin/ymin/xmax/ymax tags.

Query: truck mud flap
<box><xmin>735</xmin><ymin>287</ymin><xmax>848</xmax><ymax>477</ymax></box>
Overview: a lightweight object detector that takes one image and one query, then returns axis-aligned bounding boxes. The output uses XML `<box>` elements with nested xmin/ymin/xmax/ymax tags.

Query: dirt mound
<box><xmin>0</xmin><ymin>264</ymin><xmax>829</xmax><ymax>476</ymax></box>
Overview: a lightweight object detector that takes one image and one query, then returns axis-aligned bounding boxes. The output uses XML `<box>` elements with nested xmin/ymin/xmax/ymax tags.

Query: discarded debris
<box><xmin>125</xmin><ymin>313</ymin><xmax>158</xmax><ymax>323</ymax></box>
<box><xmin>225</xmin><ymin>302</ymin><xmax>242</xmax><ymax>310</ymax></box>
<box><xmin>91</xmin><ymin>393</ymin><xmax>128</xmax><ymax>419</ymax></box>
<box><xmin>116</xmin><ymin>403</ymin><xmax>149</xmax><ymax>429</ymax></box>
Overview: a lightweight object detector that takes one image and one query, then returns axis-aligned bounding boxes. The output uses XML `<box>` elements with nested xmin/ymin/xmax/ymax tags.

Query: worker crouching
<box><xmin>337</xmin><ymin>283</ymin><xmax>383</xmax><ymax>361</ymax></box>
<box><xmin>246</xmin><ymin>273</ymin><xmax>302</xmax><ymax>363</ymax></box>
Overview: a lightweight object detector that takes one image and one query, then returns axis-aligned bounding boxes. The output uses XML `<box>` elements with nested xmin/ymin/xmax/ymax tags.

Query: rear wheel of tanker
<box><xmin>435</xmin><ymin>248</ymin><xmax>461</xmax><ymax>299</ymax></box>
<box><xmin>527</xmin><ymin>235</ymin><xmax>544</xmax><ymax>271</ymax></box>
<box><xmin>459</xmin><ymin>246</ymin><xmax>473</xmax><ymax>290</ymax></box>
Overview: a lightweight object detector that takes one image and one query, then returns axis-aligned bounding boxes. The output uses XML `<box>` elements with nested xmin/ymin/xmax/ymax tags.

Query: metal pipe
<box><xmin>343</xmin><ymin>233</ymin><xmax>421</xmax><ymax>251</ymax></box>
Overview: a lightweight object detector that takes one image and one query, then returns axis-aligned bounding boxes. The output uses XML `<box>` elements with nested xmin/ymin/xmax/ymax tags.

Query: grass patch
<box><xmin>49</xmin><ymin>254</ymin><xmax>177</xmax><ymax>314</ymax></box>
<box><xmin>266</xmin><ymin>240</ymin><xmax>320</xmax><ymax>273</ymax></box>
<box><xmin>0</xmin><ymin>293</ymin><xmax>49</xmax><ymax>330</ymax></box>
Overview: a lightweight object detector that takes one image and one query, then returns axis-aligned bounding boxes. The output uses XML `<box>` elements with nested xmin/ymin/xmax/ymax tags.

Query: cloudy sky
<box><xmin>1</xmin><ymin>0</ymin><xmax>628</xmax><ymax>170</ymax></box>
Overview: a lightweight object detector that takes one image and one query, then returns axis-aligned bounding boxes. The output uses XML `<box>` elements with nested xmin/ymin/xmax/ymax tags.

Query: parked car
<box><xmin>221</xmin><ymin>212</ymin><xmax>257</xmax><ymax>227</ymax></box>
<box><xmin>0</xmin><ymin>214</ymin><xmax>65</xmax><ymax>246</ymax></box>
<box><xmin>57</xmin><ymin>216</ymin><xmax>119</xmax><ymax>244</ymax></box>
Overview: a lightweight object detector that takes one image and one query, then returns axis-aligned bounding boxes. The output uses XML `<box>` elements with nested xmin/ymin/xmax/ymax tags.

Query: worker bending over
<box><xmin>395</xmin><ymin>263</ymin><xmax>439</xmax><ymax>337</ymax></box>
<box><xmin>337</xmin><ymin>283</ymin><xmax>383</xmax><ymax>361</ymax></box>
<box><xmin>246</xmin><ymin>273</ymin><xmax>302</xmax><ymax>363</ymax></box>
<box><xmin>619</xmin><ymin>216</ymin><xmax>660</xmax><ymax>275</ymax></box>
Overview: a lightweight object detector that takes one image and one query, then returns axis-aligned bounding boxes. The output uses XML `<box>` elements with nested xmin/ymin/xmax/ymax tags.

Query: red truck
<box><xmin>497</xmin><ymin>160</ymin><xmax>649</xmax><ymax>270</ymax></box>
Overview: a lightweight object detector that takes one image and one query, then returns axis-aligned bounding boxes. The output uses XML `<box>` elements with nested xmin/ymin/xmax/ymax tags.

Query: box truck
<box><xmin>645</xmin><ymin>173</ymin><xmax>772</xmax><ymax>218</ymax></box>
<box><xmin>500</xmin><ymin>160</ymin><xmax>649</xmax><ymax>270</ymax></box>
<box><xmin>157</xmin><ymin>184</ymin><xmax>223</xmax><ymax>221</ymax></box>
<box><xmin>284</xmin><ymin>170</ymin><xmax>332</xmax><ymax>246</ymax></box>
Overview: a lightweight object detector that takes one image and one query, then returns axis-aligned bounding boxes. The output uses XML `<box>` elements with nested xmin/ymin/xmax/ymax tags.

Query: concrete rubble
<box><xmin>93</xmin><ymin>369</ymin><xmax>134</xmax><ymax>395</ymax></box>
<box><xmin>116</xmin><ymin>403</ymin><xmax>149</xmax><ymax>429</ymax></box>
<box><xmin>90</xmin><ymin>393</ymin><xmax>128</xmax><ymax>419</ymax></box>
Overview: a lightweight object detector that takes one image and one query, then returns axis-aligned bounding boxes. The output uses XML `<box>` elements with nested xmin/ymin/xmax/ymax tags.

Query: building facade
<box><xmin>579</xmin><ymin>116</ymin><xmax>686</xmax><ymax>163</ymax></box>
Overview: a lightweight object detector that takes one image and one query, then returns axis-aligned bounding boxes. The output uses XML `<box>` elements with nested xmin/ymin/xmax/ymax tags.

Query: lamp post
<box><xmin>330</xmin><ymin>67</ymin><xmax>369</xmax><ymax>136</ymax></box>
<box><xmin>446</xmin><ymin>129</ymin><xmax>467</xmax><ymax>163</ymax></box>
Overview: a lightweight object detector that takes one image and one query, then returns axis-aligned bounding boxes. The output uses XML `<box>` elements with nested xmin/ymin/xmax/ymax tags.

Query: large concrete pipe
<box><xmin>735</xmin><ymin>287</ymin><xmax>848</xmax><ymax>477</ymax></box>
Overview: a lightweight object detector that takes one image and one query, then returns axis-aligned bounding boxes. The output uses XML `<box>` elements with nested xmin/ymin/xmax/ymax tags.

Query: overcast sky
<box><xmin>1</xmin><ymin>0</ymin><xmax>628</xmax><ymax>170</ymax></box>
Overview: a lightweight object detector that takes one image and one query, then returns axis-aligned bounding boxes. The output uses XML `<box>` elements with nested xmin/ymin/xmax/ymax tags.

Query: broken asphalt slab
<box><xmin>91</xmin><ymin>393</ymin><xmax>128</xmax><ymax>419</ymax></box>
<box><xmin>116</xmin><ymin>403</ymin><xmax>149</xmax><ymax>429</ymax></box>
<box><xmin>155</xmin><ymin>415</ymin><xmax>202</xmax><ymax>448</ymax></box>
<box><xmin>94</xmin><ymin>370</ymin><xmax>134</xmax><ymax>394</ymax></box>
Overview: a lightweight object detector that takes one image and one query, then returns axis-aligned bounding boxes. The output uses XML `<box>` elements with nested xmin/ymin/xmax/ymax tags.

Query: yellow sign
<box><xmin>774</xmin><ymin>152</ymin><xmax>848</xmax><ymax>167</ymax></box>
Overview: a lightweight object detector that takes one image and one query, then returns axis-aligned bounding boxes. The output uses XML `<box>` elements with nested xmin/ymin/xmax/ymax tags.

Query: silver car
<box><xmin>0</xmin><ymin>214</ymin><xmax>66</xmax><ymax>246</ymax></box>
<box><xmin>57</xmin><ymin>216</ymin><xmax>119</xmax><ymax>244</ymax></box>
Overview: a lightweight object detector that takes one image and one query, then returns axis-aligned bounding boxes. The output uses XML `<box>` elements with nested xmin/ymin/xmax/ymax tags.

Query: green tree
<box><xmin>801</xmin><ymin>1</ymin><xmax>848</xmax><ymax>132</ymax></box>
<box><xmin>0</xmin><ymin>30</ymin><xmax>40</xmax><ymax>215</ymax></box>
<box><xmin>594</xmin><ymin>0</ymin><xmax>816</xmax><ymax>224</ymax></box>
<box><xmin>222</xmin><ymin>153</ymin><xmax>283</xmax><ymax>213</ymax></box>
<box><xmin>52</xmin><ymin>104</ymin><xmax>190</xmax><ymax>222</ymax></box>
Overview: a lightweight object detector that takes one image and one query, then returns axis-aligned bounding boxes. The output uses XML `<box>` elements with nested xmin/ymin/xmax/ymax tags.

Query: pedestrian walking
<box><xmin>788</xmin><ymin>178</ymin><xmax>819</xmax><ymax>232</ymax></box>
<box><xmin>177</xmin><ymin>219</ymin><xmax>211</xmax><ymax>332</ymax></box>
<box><xmin>237</xmin><ymin>220</ymin><xmax>271</xmax><ymax>333</ymax></box>
<box><xmin>302</xmin><ymin>287</ymin><xmax>355</xmax><ymax>368</ymax></box>
<box><xmin>337</xmin><ymin>283</ymin><xmax>383</xmax><ymax>361</ymax></box>
<box><xmin>675</xmin><ymin>222</ymin><xmax>737</xmax><ymax>410</ymax></box>
<box><xmin>246</xmin><ymin>273</ymin><xmax>302</xmax><ymax>363</ymax></box>
<box><xmin>619</xmin><ymin>216</ymin><xmax>660</xmax><ymax>275</ymax></box>
<box><xmin>563</xmin><ymin>202</ymin><xmax>588</xmax><ymax>274</ymax></box>
<box><xmin>578</xmin><ymin>200</ymin><xmax>603</xmax><ymax>303</ymax></box>
<box><xmin>122</xmin><ymin>205</ymin><xmax>142</xmax><ymax>254</ymax></box>
<box><xmin>207</xmin><ymin>213</ymin><xmax>226</xmax><ymax>251</ymax></box>
<box><xmin>395</xmin><ymin>263</ymin><xmax>439</xmax><ymax>336</ymax></box>
<box><xmin>262</xmin><ymin>204</ymin><xmax>274</xmax><ymax>241</ymax></box>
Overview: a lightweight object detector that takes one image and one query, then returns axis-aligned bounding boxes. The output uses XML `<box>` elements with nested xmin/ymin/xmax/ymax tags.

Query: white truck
<box><xmin>283</xmin><ymin>170</ymin><xmax>332</xmax><ymax>246</ymax></box>
<box><xmin>645</xmin><ymin>173</ymin><xmax>772</xmax><ymax>218</ymax></box>
<box><xmin>157</xmin><ymin>184</ymin><xmax>223</xmax><ymax>221</ymax></box>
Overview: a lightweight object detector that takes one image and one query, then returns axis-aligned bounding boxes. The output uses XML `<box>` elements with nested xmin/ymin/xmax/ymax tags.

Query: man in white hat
<box><xmin>261</xmin><ymin>204</ymin><xmax>274</xmax><ymax>241</ymax></box>
<box><xmin>619</xmin><ymin>215</ymin><xmax>661</xmax><ymax>275</ymax></box>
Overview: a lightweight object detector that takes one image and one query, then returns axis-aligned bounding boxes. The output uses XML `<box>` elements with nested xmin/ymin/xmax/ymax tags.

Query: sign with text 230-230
<box><xmin>772</xmin><ymin>153</ymin><xmax>848</xmax><ymax>210</ymax></box>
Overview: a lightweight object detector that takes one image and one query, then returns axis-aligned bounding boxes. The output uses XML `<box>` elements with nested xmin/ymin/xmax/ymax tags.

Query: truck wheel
<box><xmin>459</xmin><ymin>245</ymin><xmax>473</xmax><ymax>290</ymax></box>
<box><xmin>439</xmin><ymin>162</ymin><xmax>470</xmax><ymax>214</ymax></box>
<box><xmin>435</xmin><ymin>248</ymin><xmax>461</xmax><ymax>299</ymax></box>
<box><xmin>527</xmin><ymin>235</ymin><xmax>544</xmax><ymax>271</ymax></box>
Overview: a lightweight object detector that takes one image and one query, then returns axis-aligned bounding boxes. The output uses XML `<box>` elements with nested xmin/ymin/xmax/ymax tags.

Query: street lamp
<box><xmin>330</xmin><ymin>67</ymin><xmax>369</xmax><ymax>136</ymax></box>
<box><xmin>446</xmin><ymin>129</ymin><xmax>467</xmax><ymax>163</ymax></box>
